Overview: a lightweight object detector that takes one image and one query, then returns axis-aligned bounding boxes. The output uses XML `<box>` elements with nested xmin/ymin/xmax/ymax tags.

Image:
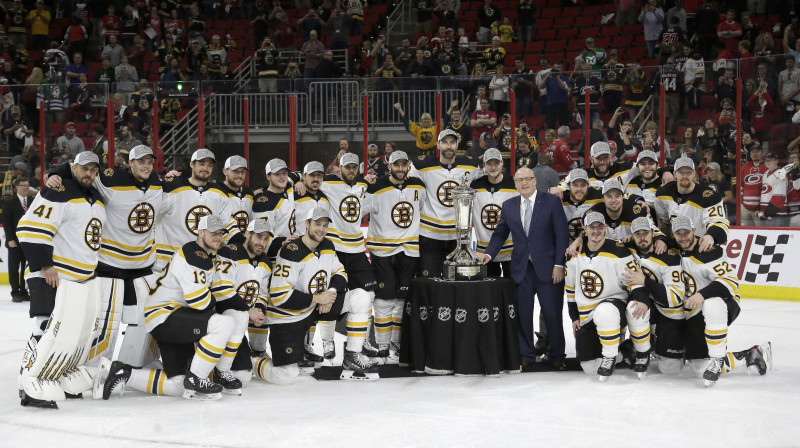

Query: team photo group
<box><xmin>13</xmin><ymin>125</ymin><xmax>773</xmax><ymax>408</ymax></box>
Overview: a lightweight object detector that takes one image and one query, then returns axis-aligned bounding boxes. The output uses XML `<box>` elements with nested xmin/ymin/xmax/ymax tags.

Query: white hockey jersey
<box><xmin>211</xmin><ymin>233</ymin><xmax>272</xmax><ymax>309</ymax></box>
<box><xmin>760</xmin><ymin>165</ymin><xmax>793</xmax><ymax>215</ymax></box>
<box><xmin>411</xmin><ymin>155</ymin><xmax>480</xmax><ymax>240</ymax></box>
<box><xmin>320</xmin><ymin>175</ymin><xmax>369</xmax><ymax>253</ymax></box>
<box><xmin>565</xmin><ymin>239</ymin><xmax>641</xmax><ymax>324</ymax></box>
<box><xmin>18</xmin><ymin>180</ymin><xmax>106</xmax><ymax>281</ymax></box>
<box><xmin>557</xmin><ymin>162</ymin><xmax>640</xmax><ymax>191</ymax></box>
<box><xmin>562</xmin><ymin>187</ymin><xmax>603</xmax><ymax>242</ymax></box>
<box><xmin>252</xmin><ymin>187</ymin><xmax>295</xmax><ymax>238</ymax></box>
<box><xmin>219</xmin><ymin>183</ymin><xmax>254</xmax><ymax>233</ymax></box>
<box><xmin>292</xmin><ymin>190</ymin><xmax>330</xmax><ymax>237</ymax></box>
<box><xmin>655</xmin><ymin>181</ymin><xmax>729</xmax><ymax>242</ymax></box>
<box><xmin>470</xmin><ymin>175</ymin><xmax>518</xmax><ymax>262</ymax></box>
<box><xmin>679</xmin><ymin>241</ymin><xmax>739</xmax><ymax>320</ymax></box>
<box><xmin>143</xmin><ymin>241</ymin><xmax>216</xmax><ymax>332</ymax></box>
<box><xmin>363</xmin><ymin>176</ymin><xmax>427</xmax><ymax>257</ymax></box>
<box><xmin>266</xmin><ymin>238</ymin><xmax>348</xmax><ymax>324</ymax></box>
<box><xmin>634</xmin><ymin>247</ymin><xmax>685</xmax><ymax>320</ymax></box>
<box><xmin>588</xmin><ymin>199</ymin><xmax>664</xmax><ymax>241</ymax></box>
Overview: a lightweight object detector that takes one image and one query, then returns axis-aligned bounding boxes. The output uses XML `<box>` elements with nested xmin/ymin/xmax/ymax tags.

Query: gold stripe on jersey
<box><xmin>185</xmin><ymin>288</ymin><xmax>212</xmax><ymax>309</ymax></box>
<box><xmin>50</xmin><ymin>255</ymin><xmax>96</xmax><ymax>280</ymax></box>
<box><xmin>144</xmin><ymin>302</ymin><xmax>182</xmax><ymax>325</ymax></box>
<box><xmin>99</xmin><ymin>238</ymin><xmax>155</xmax><ymax>263</ymax></box>
<box><xmin>210</xmin><ymin>280</ymin><xmax>235</xmax><ymax>298</ymax></box>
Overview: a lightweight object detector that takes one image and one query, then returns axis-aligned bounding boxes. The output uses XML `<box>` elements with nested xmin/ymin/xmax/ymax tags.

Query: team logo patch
<box><xmin>419</xmin><ymin>306</ymin><xmax>428</xmax><ymax>321</ymax></box>
<box><xmin>455</xmin><ymin>308</ymin><xmax>467</xmax><ymax>323</ymax></box>
<box><xmin>237</xmin><ymin>280</ymin><xmax>260</xmax><ymax>306</ymax></box>
<box><xmin>257</xmin><ymin>196</ymin><xmax>268</xmax><ymax>202</ymax></box>
<box><xmin>493</xmin><ymin>306</ymin><xmax>500</xmax><ymax>321</ymax></box>
<box><xmin>339</xmin><ymin>195</ymin><xmax>361</xmax><ymax>223</ymax></box>
<box><xmin>128</xmin><ymin>202</ymin><xmax>155</xmax><ymax>234</ymax></box>
<box><xmin>379</xmin><ymin>282</ymin><xmax>385</xmax><ymax>289</ymax></box>
<box><xmin>668</xmin><ymin>248</ymin><xmax>680</xmax><ymax>256</ymax></box>
<box><xmin>185</xmin><ymin>205</ymin><xmax>212</xmax><ymax>235</ymax></box>
<box><xmin>478</xmin><ymin>307</ymin><xmax>489</xmax><ymax>323</ymax></box>
<box><xmin>616</xmin><ymin>241</ymin><xmax>625</xmax><ymax>247</ymax></box>
<box><xmin>195</xmin><ymin>250</ymin><xmax>208</xmax><ymax>259</ymax></box>
<box><xmin>682</xmin><ymin>272</ymin><xmax>697</xmax><ymax>296</ymax></box>
<box><xmin>568</xmin><ymin>217</ymin><xmax>584</xmax><ymax>240</ymax></box>
<box><xmin>226</xmin><ymin>244</ymin><xmax>237</xmax><ymax>251</ymax></box>
<box><xmin>50</xmin><ymin>184</ymin><xmax>65</xmax><ymax>192</ymax></box>
<box><xmin>418</xmin><ymin>155</ymin><xmax>426</xmax><ymax>161</ymax></box>
<box><xmin>437</xmin><ymin>180</ymin><xmax>459</xmax><ymax>207</ymax></box>
<box><xmin>508</xmin><ymin>304</ymin><xmax>516</xmax><ymax>319</ymax></box>
<box><xmin>633</xmin><ymin>204</ymin><xmax>642</xmax><ymax>214</ymax></box>
<box><xmin>288</xmin><ymin>210</ymin><xmax>297</xmax><ymax>235</ymax></box>
<box><xmin>580</xmin><ymin>269</ymin><xmax>604</xmax><ymax>298</ymax></box>
<box><xmin>641</xmin><ymin>266</ymin><xmax>657</xmax><ymax>283</ymax></box>
<box><xmin>703</xmin><ymin>189</ymin><xmax>713</xmax><ymax>198</ymax></box>
<box><xmin>85</xmin><ymin>218</ymin><xmax>102</xmax><ymax>251</ymax></box>
<box><xmin>233</xmin><ymin>211</ymin><xmax>249</xmax><ymax>232</ymax></box>
<box><xmin>308</xmin><ymin>270</ymin><xmax>328</xmax><ymax>294</ymax></box>
<box><xmin>165</xmin><ymin>177</ymin><xmax>174</xmax><ymax>182</ymax></box>
<box><xmin>286</xmin><ymin>243</ymin><xmax>298</xmax><ymax>251</ymax></box>
<box><xmin>744</xmin><ymin>174</ymin><xmax>762</xmax><ymax>185</ymax></box>
<box><xmin>104</xmin><ymin>168</ymin><xmax>114</xmax><ymax>177</ymax></box>
<box><xmin>392</xmin><ymin>201</ymin><xmax>414</xmax><ymax>228</ymax></box>
<box><xmin>286</xmin><ymin>347</ymin><xmax>293</xmax><ymax>354</ymax></box>
<box><xmin>481</xmin><ymin>204</ymin><xmax>502</xmax><ymax>230</ymax></box>
<box><xmin>438</xmin><ymin>306</ymin><xmax>451</xmax><ymax>321</ymax></box>
<box><xmin>422</xmin><ymin>269</ymin><xmax>429</xmax><ymax>277</ymax></box>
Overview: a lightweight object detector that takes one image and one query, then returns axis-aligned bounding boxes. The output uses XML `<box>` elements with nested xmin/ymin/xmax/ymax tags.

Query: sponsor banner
<box><xmin>727</xmin><ymin>228</ymin><xmax>800</xmax><ymax>300</ymax></box>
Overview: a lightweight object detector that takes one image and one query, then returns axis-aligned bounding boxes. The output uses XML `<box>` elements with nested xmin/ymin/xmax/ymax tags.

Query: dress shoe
<box><xmin>521</xmin><ymin>359</ymin><xmax>536</xmax><ymax>368</ymax></box>
<box><xmin>11</xmin><ymin>293</ymin><xmax>23</xmax><ymax>303</ymax></box>
<box><xmin>552</xmin><ymin>361</ymin><xmax>567</xmax><ymax>371</ymax></box>
<box><xmin>22</xmin><ymin>292</ymin><xmax>30</xmax><ymax>301</ymax></box>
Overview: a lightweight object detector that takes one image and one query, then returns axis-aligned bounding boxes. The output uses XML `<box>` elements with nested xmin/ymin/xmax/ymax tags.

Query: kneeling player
<box><xmin>99</xmin><ymin>215</ymin><xmax>245</xmax><ymax>400</ymax></box>
<box><xmin>667</xmin><ymin>216</ymin><xmax>772</xmax><ymax>387</ymax></box>
<box><xmin>254</xmin><ymin>207</ymin><xmax>379</xmax><ymax>383</ymax></box>
<box><xmin>566</xmin><ymin>212</ymin><xmax>652</xmax><ymax>382</ymax></box>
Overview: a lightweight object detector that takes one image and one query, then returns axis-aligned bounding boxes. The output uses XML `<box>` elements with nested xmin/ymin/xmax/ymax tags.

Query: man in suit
<box><xmin>478</xmin><ymin>166</ymin><xmax>570</xmax><ymax>369</ymax></box>
<box><xmin>3</xmin><ymin>176</ymin><xmax>30</xmax><ymax>302</ymax></box>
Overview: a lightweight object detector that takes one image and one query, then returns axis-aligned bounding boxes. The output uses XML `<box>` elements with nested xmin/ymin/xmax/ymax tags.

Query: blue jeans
<box><xmin>515</xmin><ymin>94</ymin><xmax>533</xmax><ymax>118</ymax></box>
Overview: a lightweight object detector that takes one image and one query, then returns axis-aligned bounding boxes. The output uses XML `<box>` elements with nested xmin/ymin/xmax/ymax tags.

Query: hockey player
<box><xmin>625</xmin><ymin>150</ymin><xmax>664</xmax><ymax>210</ymax></box>
<box><xmin>99</xmin><ymin>215</ymin><xmax>245</xmax><ymax>400</ymax></box>
<box><xmin>18</xmin><ymin>151</ymin><xmax>106</xmax><ymax>408</ymax></box>
<box><xmin>561</xmin><ymin>168</ymin><xmax>604</xmax><ymax>242</ymax></box>
<box><xmin>253</xmin><ymin>158</ymin><xmax>295</xmax><ymax>238</ymax></box>
<box><xmin>551</xmin><ymin>141</ymin><xmax>640</xmax><ymax>196</ymax></box>
<box><xmin>362</xmin><ymin>151</ymin><xmax>427</xmax><ymax>360</ymax></box>
<box><xmin>316</xmin><ymin>153</ymin><xmax>376</xmax><ymax>360</ymax></box>
<box><xmin>588</xmin><ymin>179</ymin><xmax>666</xmax><ymax>244</ymax></box>
<box><xmin>758</xmin><ymin>153</ymin><xmax>796</xmax><ymax>224</ymax></box>
<box><xmin>565</xmin><ymin>211</ymin><xmax>652</xmax><ymax>382</ymax></box>
<box><xmin>669</xmin><ymin>215</ymin><xmax>772</xmax><ymax>386</ymax></box>
<box><xmin>621</xmin><ymin>217</ymin><xmax>685</xmax><ymax>377</ymax></box>
<box><xmin>257</xmin><ymin>207</ymin><xmax>379</xmax><ymax>382</ymax></box>
<box><xmin>412</xmin><ymin>128</ymin><xmax>480</xmax><ymax>278</ymax></box>
<box><xmin>155</xmin><ymin>148</ymin><xmax>234</xmax><ymax>270</ymax></box>
<box><xmin>654</xmin><ymin>156</ymin><xmax>730</xmax><ymax>250</ymax></box>
<box><xmin>471</xmin><ymin>148</ymin><xmax>518</xmax><ymax>277</ymax></box>
<box><xmin>219</xmin><ymin>155</ymin><xmax>254</xmax><ymax>233</ymax></box>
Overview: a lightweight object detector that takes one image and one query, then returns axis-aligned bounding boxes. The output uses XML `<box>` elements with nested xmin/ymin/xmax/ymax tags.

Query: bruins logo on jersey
<box><xmin>233</xmin><ymin>211</ymin><xmax>249</xmax><ymax>232</ymax></box>
<box><xmin>186</xmin><ymin>205</ymin><xmax>212</xmax><ymax>235</ymax></box>
<box><xmin>633</xmin><ymin>204</ymin><xmax>642</xmax><ymax>214</ymax></box>
<box><xmin>437</xmin><ymin>180</ymin><xmax>459</xmax><ymax>207</ymax></box>
<box><xmin>104</xmin><ymin>168</ymin><xmax>114</xmax><ymax>177</ymax></box>
<box><xmin>286</xmin><ymin>243</ymin><xmax>299</xmax><ymax>251</ymax></box>
<box><xmin>339</xmin><ymin>195</ymin><xmax>361</xmax><ymax>223</ymax></box>
<box><xmin>668</xmin><ymin>248</ymin><xmax>680</xmax><ymax>256</ymax></box>
<box><xmin>308</xmin><ymin>270</ymin><xmax>328</xmax><ymax>294</ymax></box>
<box><xmin>288</xmin><ymin>209</ymin><xmax>297</xmax><ymax>235</ymax></box>
<box><xmin>195</xmin><ymin>250</ymin><xmax>209</xmax><ymax>259</ymax></box>
<box><xmin>682</xmin><ymin>272</ymin><xmax>697</xmax><ymax>296</ymax></box>
<box><xmin>568</xmin><ymin>217</ymin><xmax>584</xmax><ymax>240</ymax></box>
<box><xmin>703</xmin><ymin>189</ymin><xmax>713</xmax><ymax>198</ymax></box>
<box><xmin>128</xmin><ymin>202</ymin><xmax>155</xmax><ymax>234</ymax></box>
<box><xmin>50</xmin><ymin>184</ymin><xmax>65</xmax><ymax>192</ymax></box>
<box><xmin>237</xmin><ymin>280</ymin><xmax>260</xmax><ymax>306</ymax></box>
<box><xmin>440</xmin><ymin>64</ymin><xmax>452</xmax><ymax>75</ymax></box>
<box><xmin>481</xmin><ymin>204</ymin><xmax>502</xmax><ymax>230</ymax></box>
<box><xmin>225</xmin><ymin>244</ymin><xmax>237</xmax><ymax>251</ymax></box>
<box><xmin>85</xmin><ymin>218</ymin><xmax>102</xmax><ymax>251</ymax></box>
<box><xmin>641</xmin><ymin>266</ymin><xmax>658</xmax><ymax>283</ymax></box>
<box><xmin>257</xmin><ymin>196</ymin><xmax>268</xmax><ymax>202</ymax></box>
<box><xmin>392</xmin><ymin>201</ymin><xmax>414</xmax><ymax>228</ymax></box>
<box><xmin>580</xmin><ymin>269</ymin><xmax>604</xmax><ymax>299</ymax></box>
<box><xmin>418</xmin><ymin>155</ymin><xmax>426</xmax><ymax>161</ymax></box>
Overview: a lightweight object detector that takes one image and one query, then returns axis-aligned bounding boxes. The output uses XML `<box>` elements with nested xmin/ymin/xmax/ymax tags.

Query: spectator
<box><xmin>547</xmin><ymin>126</ymin><xmax>576</xmax><ymax>174</ymax></box>
<box><xmin>251</xmin><ymin>2</ymin><xmax>270</xmax><ymax>45</ymax></box>
<box><xmin>372</xmin><ymin>33</ymin><xmax>391</xmax><ymax>69</ymax></box>
<box><xmin>52</xmin><ymin>121</ymin><xmax>86</xmax><ymax>163</ymax></box>
<box><xmin>115</xmin><ymin>54</ymin><xmax>139</xmax><ymax>104</ymax></box>
<box><xmin>666</xmin><ymin>0</ymin><xmax>687</xmax><ymax>33</ymax></box>
<box><xmin>435</xmin><ymin>3</ymin><xmax>458</xmax><ymax>32</ymax></box>
<box><xmin>298</xmin><ymin>9</ymin><xmax>326</xmax><ymax>42</ymax></box>
<box><xmin>206</xmin><ymin>34</ymin><xmax>236</xmax><ymax>76</ymax></box>
<box><xmin>7</xmin><ymin>1</ymin><xmax>27</xmax><ymax>50</ymax></box>
<box><xmin>747</xmin><ymin>80</ymin><xmax>774</xmax><ymax>146</ymax></box>
<box><xmin>346</xmin><ymin>0</ymin><xmax>364</xmax><ymax>37</ymax></box>
<box><xmin>68</xmin><ymin>73</ymin><xmax>95</xmax><ymax>121</ymax></box>
<box><xmin>575</xmin><ymin>37</ymin><xmax>607</xmax><ymax>76</ymax></box>
<box><xmin>163</xmin><ymin>9</ymin><xmax>186</xmax><ymax>45</ymax></box>
<box><xmin>64</xmin><ymin>16</ymin><xmax>88</xmax><ymax>59</ymax></box>
<box><xmin>413</xmin><ymin>0</ymin><xmax>435</xmax><ymax>35</ymax></box>
<box><xmin>396</xmin><ymin>104</ymin><xmax>437</xmax><ymax>156</ymax></box>
<box><xmin>90</xmin><ymin>124</ymin><xmax>108</xmax><ymax>162</ymax></box>
<box><xmin>623</xmin><ymin>63</ymin><xmax>650</xmax><ymax>127</ymax></box>
<box><xmin>739</xmin><ymin>12</ymin><xmax>760</xmax><ymax>47</ymax></box>
<box><xmin>381</xmin><ymin>141</ymin><xmax>396</xmax><ymax>164</ymax></box>
<box><xmin>572</xmin><ymin>61</ymin><xmax>601</xmax><ymax>126</ymax></box>
<box><xmin>407</xmin><ymin>48</ymin><xmax>435</xmax><ymax>92</ymax></box>
<box><xmin>469</xmin><ymin>97</ymin><xmax>497</xmax><ymax>149</ymax></box>
<box><xmin>361</xmin><ymin>143</ymin><xmax>389</xmax><ymax>179</ymax></box>
<box><xmin>639</xmin><ymin>0</ymin><xmax>664</xmax><ymax>59</ymax></box>
<box><xmin>697</xmin><ymin>119</ymin><xmax>725</xmax><ymax>162</ymax></box>
<box><xmin>534</xmin><ymin>55</ymin><xmax>552</xmax><ymax>117</ymax></box>
<box><xmin>467</xmin><ymin>131</ymin><xmax>493</xmax><ymax>158</ymax></box>
<box><xmin>494</xmin><ymin>17</ymin><xmax>515</xmax><ymax>43</ymax></box>
<box><xmin>483</xmin><ymin>36</ymin><xmax>505</xmax><ymax>75</ymax></box>
<box><xmin>255</xmin><ymin>38</ymin><xmax>281</xmax><ymax>93</ymax></box>
<box><xmin>101</xmin><ymin>4</ymin><xmax>121</xmax><ymax>44</ymax></box>
<box><xmin>27</xmin><ymin>0</ymin><xmax>50</xmax><ymax>50</ymax></box>
<box><xmin>327</xmin><ymin>9</ymin><xmax>352</xmax><ymax>53</ymax></box>
<box><xmin>511</xmin><ymin>56</ymin><xmax>534</xmax><ymax>118</ymax></box>
<box><xmin>161</xmin><ymin>57</ymin><xmax>186</xmax><ymax>88</ymax></box>
<box><xmin>779</xmin><ymin>58</ymin><xmax>800</xmax><ymax>120</ymax></box>
<box><xmin>443</xmin><ymin>100</ymin><xmax>471</xmax><ymax>155</ymax></box>
<box><xmin>717</xmin><ymin>9</ymin><xmax>742</xmax><ymax>56</ymax></box>
<box><xmin>489</xmin><ymin>65</ymin><xmax>510</xmax><ymax>117</ymax></box>
<box><xmin>3</xmin><ymin>176</ymin><xmax>30</xmax><ymax>302</ymax></box>
<box><xmin>753</xmin><ymin>32</ymin><xmax>777</xmax><ymax>75</ymax></box>
<box><xmin>120</xmin><ymin>5</ymin><xmax>140</xmax><ymax>48</ymax></box>
<box><xmin>783</xmin><ymin>26</ymin><xmax>800</xmax><ymax>64</ymax></box>
<box><xmin>1</xmin><ymin>106</ymin><xmax>31</xmax><ymax>157</ymax></box>
<box><xmin>681</xmin><ymin>126</ymin><xmax>699</xmax><ymax>151</ymax></box>
<box><xmin>468</xmin><ymin>63</ymin><xmax>490</xmax><ymax>98</ymax></box>
<box><xmin>315</xmin><ymin>50</ymin><xmax>342</xmax><ymax>79</ymax></box>
<box><xmin>754</xmin><ymin>62</ymin><xmax>778</xmax><ymax>100</ymax></box>
<box><xmin>357</xmin><ymin>40</ymin><xmax>374</xmax><ymax>77</ymax></box>
<box><xmin>656</xmin><ymin>16</ymin><xmax>688</xmax><ymax>64</ymax></box>
<box><xmin>694</xmin><ymin>0</ymin><xmax>720</xmax><ymax>59</ymax></box>
<box><xmin>539</xmin><ymin>62</ymin><xmax>570</xmax><ymax>130</ymax></box>
<box><xmin>118</xmin><ymin>124</ymin><xmax>143</xmax><ymax>152</ymax></box>
<box><xmin>714</xmin><ymin>67</ymin><xmax>736</xmax><ymax>106</ymax></box>
<box><xmin>533</xmin><ymin>152</ymin><xmax>561</xmax><ymax>192</ymax></box>
<box><xmin>65</xmin><ymin>52</ymin><xmax>88</xmax><ymax>86</ymax></box>
<box><xmin>127</xmin><ymin>35</ymin><xmax>147</xmax><ymax>75</ymax></box>
<box><xmin>602</xmin><ymin>51</ymin><xmax>625</xmax><ymax>113</ymax></box>
<box><xmin>192</xmin><ymin>62</ymin><xmax>212</xmax><ymax>82</ymax></box>
<box><xmin>714</xmin><ymin>97</ymin><xmax>737</xmax><ymax>128</ymax></box>
<box><xmin>185</xmin><ymin>39</ymin><xmax>208</xmax><ymax>78</ymax></box>
<box><xmin>615</xmin><ymin>0</ymin><xmax>638</xmax><ymax>26</ymax></box>
<box><xmin>492</xmin><ymin>112</ymin><xmax>513</xmax><ymax>156</ymax></box>
<box><xmin>609</xmin><ymin>112</ymin><xmax>643</xmax><ymax>160</ymax></box>
<box><xmin>144</xmin><ymin>5</ymin><xmax>163</xmax><ymax>51</ymax></box>
<box><xmin>107</xmin><ymin>93</ymin><xmax>132</xmax><ymax>130</ymax></box>
<box><xmin>37</xmin><ymin>69</ymin><xmax>68</xmax><ymax>126</ymax></box>
<box><xmin>300</xmin><ymin>30</ymin><xmax>325</xmax><ymax>80</ymax></box>
<box><xmin>476</xmin><ymin>0</ymin><xmax>500</xmax><ymax>44</ymax></box>
<box><xmin>515</xmin><ymin>137</ymin><xmax>537</xmax><ymax>170</ymax></box>
<box><xmin>101</xmin><ymin>35</ymin><xmax>125</xmax><ymax>68</ymax></box>
<box><xmin>704</xmin><ymin>162</ymin><xmax>735</xmax><ymax>218</ymax></box>
<box><xmin>154</xmin><ymin>35</ymin><xmax>183</xmax><ymax>74</ymax></box>
<box><xmin>681</xmin><ymin>44</ymin><xmax>705</xmax><ymax>110</ymax></box>
<box><xmin>517</xmin><ymin>0</ymin><xmax>535</xmax><ymax>42</ymax></box>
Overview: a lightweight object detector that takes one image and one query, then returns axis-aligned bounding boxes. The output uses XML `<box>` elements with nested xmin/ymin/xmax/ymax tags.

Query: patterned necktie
<box><xmin>22</xmin><ymin>196</ymin><xmax>27</xmax><ymax>212</ymax></box>
<box><xmin>523</xmin><ymin>198</ymin><xmax>532</xmax><ymax>235</ymax></box>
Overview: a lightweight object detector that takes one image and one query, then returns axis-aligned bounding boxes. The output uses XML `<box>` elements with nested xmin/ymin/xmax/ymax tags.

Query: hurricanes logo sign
<box><xmin>308</xmin><ymin>270</ymin><xmax>328</xmax><ymax>294</ymax></box>
<box><xmin>85</xmin><ymin>218</ymin><xmax>103</xmax><ymax>251</ymax></box>
<box><xmin>128</xmin><ymin>202</ymin><xmax>155</xmax><ymax>234</ymax></box>
<box><xmin>237</xmin><ymin>280</ymin><xmax>260</xmax><ymax>306</ymax></box>
<box><xmin>580</xmin><ymin>269</ymin><xmax>604</xmax><ymax>299</ymax></box>
<box><xmin>481</xmin><ymin>204</ymin><xmax>501</xmax><ymax>230</ymax></box>
<box><xmin>340</xmin><ymin>195</ymin><xmax>360</xmax><ymax>223</ymax></box>
<box><xmin>568</xmin><ymin>217</ymin><xmax>584</xmax><ymax>240</ymax></box>
<box><xmin>437</xmin><ymin>180</ymin><xmax>459</xmax><ymax>207</ymax></box>
<box><xmin>392</xmin><ymin>201</ymin><xmax>414</xmax><ymax>228</ymax></box>
<box><xmin>186</xmin><ymin>205</ymin><xmax>212</xmax><ymax>235</ymax></box>
<box><xmin>682</xmin><ymin>272</ymin><xmax>697</xmax><ymax>296</ymax></box>
<box><xmin>233</xmin><ymin>211</ymin><xmax>249</xmax><ymax>232</ymax></box>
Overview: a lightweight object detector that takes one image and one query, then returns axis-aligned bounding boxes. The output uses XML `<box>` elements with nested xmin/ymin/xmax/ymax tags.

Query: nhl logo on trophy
<box><xmin>443</xmin><ymin>174</ymin><xmax>487</xmax><ymax>281</ymax></box>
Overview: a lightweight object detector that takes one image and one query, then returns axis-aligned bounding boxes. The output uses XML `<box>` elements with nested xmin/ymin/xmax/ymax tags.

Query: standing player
<box><xmin>471</xmin><ymin>148</ymin><xmax>518</xmax><ymax>277</ymax></box>
<box><xmin>259</xmin><ymin>207</ymin><xmax>378</xmax><ymax>382</ymax></box>
<box><xmin>412</xmin><ymin>129</ymin><xmax>480</xmax><ymax>278</ymax></box>
<box><xmin>551</xmin><ymin>141</ymin><xmax>641</xmax><ymax>196</ymax></box>
<box><xmin>588</xmin><ymin>179</ymin><xmax>666</xmax><ymax>244</ymax></box>
<box><xmin>99</xmin><ymin>215</ymin><xmax>244</xmax><ymax>400</ymax></box>
<box><xmin>18</xmin><ymin>151</ymin><xmax>106</xmax><ymax>408</ymax></box>
<box><xmin>625</xmin><ymin>150</ymin><xmax>664</xmax><ymax>211</ymax></box>
<box><xmin>219</xmin><ymin>155</ymin><xmax>254</xmax><ymax>233</ymax></box>
<box><xmin>565</xmin><ymin>212</ymin><xmax>652</xmax><ymax>382</ymax></box>
<box><xmin>155</xmin><ymin>148</ymin><xmax>233</xmax><ymax>270</ymax></box>
<box><xmin>253</xmin><ymin>158</ymin><xmax>296</xmax><ymax>238</ymax></box>
<box><xmin>670</xmin><ymin>215</ymin><xmax>772</xmax><ymax>386</ymax></box>
<box><xmin>654</xmin><ymin>156</ymin><xmax>730</xmax><ymax>250</ymax></box>
<box><xmin>561</xmin><ymin>168</ymin><xmax>603</xmax><ymax>242</ymax></box>
<box><xmin>362</xmin><ymin>151</ymin><xmax>427</xmax><ymax>360</ymax></box>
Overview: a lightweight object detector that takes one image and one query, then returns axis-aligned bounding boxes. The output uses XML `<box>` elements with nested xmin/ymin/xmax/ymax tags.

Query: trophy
<box><xmin>443</xmin><ymin>175</ymin><xmax>487</xmax><ymax>281</ymax></box>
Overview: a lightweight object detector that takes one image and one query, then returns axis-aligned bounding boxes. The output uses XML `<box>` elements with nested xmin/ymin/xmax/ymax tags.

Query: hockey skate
<box><xmin>388</xmin><ymin>341</ymin><xmax>401</xmax><ymax>365</ymax></box>
<box><xmin>597</xmin><ymin>356</ymin><xmax>616</xmax><ymax>382</ymax></box>
<box><xmin>534</xmin><ymin>331</ymin><xmax>549</xmax><ymax>357</ymax></box>
<box><xmin>633</xmin><ymin>351</ymin><xmax>650</xmax><ymax>379</ymax></box>
<box><xmin>183</xmin><ymin>372</ymin><xmax>223</xmax><ymax>401</ymax></box>
<box><xmin>703</xmin><ymin>357</ymin><xmax>724</xmax><ymax>387</ymax></box>
<box><xmin>746</xmin><ymin>342</ymin><xmax>773</xmax><ymax>376</ymax></box>
<box><xmin>362</xmin><ymin>340</ymin><xmax>388</xmax><ymax>364</ymax></box>
<box><xmin>322</xmin><ymin>338</ymin><xmax>336</xmax><ymax>360</ymax></box>
<box><xmin>213</xmin><ymin>369</ymin><xmax>243</xmax><ymax>396</ymax></box>
<box><xmin>304</xmin><ymin>343</ymin><xmax>324</xmax><ymax>363</ymax></box>
<box><xmin>101</xmin><ymin>361</ymin><xmax>132</xmax><ymax>400</ymax></box>
<box><xmin>340</xmin><ymin>351</ymin><xmax>379</xmax><ymax>381</ymax></box>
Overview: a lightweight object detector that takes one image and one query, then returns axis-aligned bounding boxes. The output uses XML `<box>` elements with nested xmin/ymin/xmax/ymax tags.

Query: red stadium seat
<box><xmin>541</xmin><ymin>7</ymin><xmax>560</xmax><ymax>18</ymax></box>
<box><xmin>506</xmin><ymin>42</ymin><xmax>523</xmax><ymax>53</ymax></box>
<box><xmin>558</xmin><ymin>28</ymin><xmax>578</xmax><ymax>40</ymax></box>
<box><xmin>575</xmin><ymin>16</ymin><xmax>595</xmax><ymax>27</ymax></box>
<box><xmin>612</xmin><ymin>35</ymin><xmax>633</xmax><ymax>48</ymax></box>
<box><xmin>49</xmin><ymin>122</ymin><xmax>62</xmax><ymax>137</ymax></box>
<box><xmin>622</xmin><ymin>24</ymin><xmax>643</xmax><ymax>35</ymax></box>
<box><xmin>536</xmin><ymin>18</ymin><xmax>553</xmax><ymax>29</ymax></box>
<box><xmin>567</xmin><ymin>39</ymin><xmax>585</xmax><ymax>50</ymax></box>
<box><xmin>536</xmin><ymin>29</ymin><xmax>556</xmax><ymax>41</ymax></box>
<box><xmin>626</xmin><ymin>47</ymin><xmax>646</xmax><ymax>60</ymax></box>
<box><xmin>583</xmin><ymin>5</ymin><xmax>603</xmax><ymax>15</ymax></box>
<box><xmin>602</xmin><ymin>25</ymin><xmax>622</xmax><ymax>36</ymax></box>
<box><xmin>685</xmin><ymin>109</ymin><xmax>710</xmax><ymax>125</ymax></box>
<box><xmin>525</xmin><ymin>41</ymin><xmax>544</xmax><ymax>53</ymax></box>
<box><xmin>554</xmin><ymin>17</ymin><xmax>573</xmax><ymax>28</ymax></box>
<box><xmin>579</xmin><ymin>26</ymin><xmax>600</xmax><ymax>39</ymax></box>
<box><xmin>594</xmin><ymin>37</ymin><xmax>611</xmax><ymax>48</ymax></box>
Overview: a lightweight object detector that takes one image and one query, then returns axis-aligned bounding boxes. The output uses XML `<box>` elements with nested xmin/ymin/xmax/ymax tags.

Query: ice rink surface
<box><xmin>0</xmin><ymin>284</ymin><xmax>797</xmax><ymax>448</ymax></box>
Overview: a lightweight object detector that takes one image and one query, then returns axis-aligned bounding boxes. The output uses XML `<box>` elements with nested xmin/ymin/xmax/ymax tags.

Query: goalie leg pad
<box><xmin>117</xmin><ymin>278</ymin><xmax>161</xmax><ymax>367</ymax></box>
<box><xmin>86</xmin><ymin>278</ymin><xmax>124</xmax><ymax>366</ymax></box>
<box><xmin>60</xmin><ymin>365</ymin><xmax>93</xmax><ymax>395</ymax></box>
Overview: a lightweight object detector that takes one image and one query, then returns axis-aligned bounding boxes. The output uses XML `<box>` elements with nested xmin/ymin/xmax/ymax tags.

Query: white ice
<box><xmin>0</xmin><ymin>284</ymin><xmax>797</xmax><ymax>448</ymax></box>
